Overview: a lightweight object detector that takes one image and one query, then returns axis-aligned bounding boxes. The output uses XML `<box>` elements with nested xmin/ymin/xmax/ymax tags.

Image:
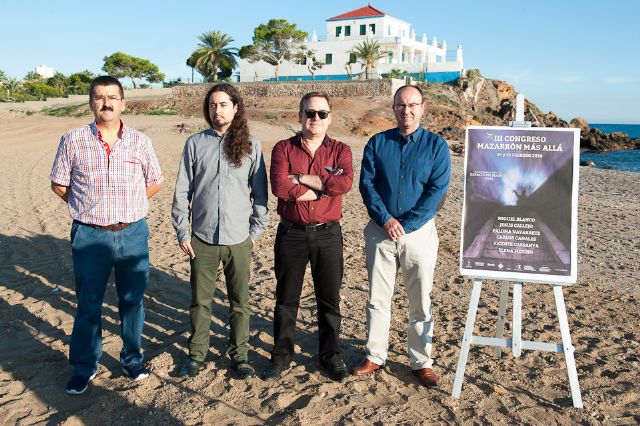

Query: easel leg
<box><xmin>512</xmin><ymin>282</ymin><xmax>523</xmax><ymax>357</ymax></box>
<box><xmin>494</xmin><ymin>281</ymin><xmax>510</xmax><ymax>358</ymax></box>
<box><xmin>553</xmin><ymin>285</ymin><xmax>583</xmax><ymax>408</ymax></box>
<box><xmin>452</xmin><ymin>279</ymin><xmax>483</xmax><ymax>398</ymax></box>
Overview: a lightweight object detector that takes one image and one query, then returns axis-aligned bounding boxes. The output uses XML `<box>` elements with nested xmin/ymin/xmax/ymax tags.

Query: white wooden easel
<box><xmin>451</xmin><ymin>95</ymin><xmax>583</xmax><ymax>408</ymax></box>
<box><xmin>451</xmin><ymin>279</ymin><xmax>583</xmax><ymax>408</ymax></box>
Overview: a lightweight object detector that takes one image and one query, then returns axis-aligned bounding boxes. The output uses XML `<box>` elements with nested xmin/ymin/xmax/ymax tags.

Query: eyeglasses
<box><xmin>393</xmin><ymin>103</ymin><xmax>422</xmax><ymax>110</ymax></box>
<box><xmin>92</xmin><ymin>95</ymin><xmax>122</xmax><ymax>103</ymax></box>
<box><xmin>304</xmin><ymin>109</ymin><xmax>330</xmax><ymax>119</ymax></box>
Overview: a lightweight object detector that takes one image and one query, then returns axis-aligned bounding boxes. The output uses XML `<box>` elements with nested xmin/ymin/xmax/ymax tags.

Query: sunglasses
<box><xmin>304</xmin><ymin>109</ymin><xmax>330</xmax><ymax>119</ymax></box>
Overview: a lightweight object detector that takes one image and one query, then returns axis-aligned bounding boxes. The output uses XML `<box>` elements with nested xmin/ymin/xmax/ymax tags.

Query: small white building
<box><xmin>35</xmin><ymin>65</ymin><xmax>56</xmax><ymax>78</ymax></box>
<box><xmin>239</xmin><ymin>4</ymin><xmax>463</xmax><ymax>83</ymax></box>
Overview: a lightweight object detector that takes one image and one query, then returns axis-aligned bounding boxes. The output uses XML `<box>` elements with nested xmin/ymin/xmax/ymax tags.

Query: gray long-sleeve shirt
<box><xmin>171</xmin><ymin>129</ymin><xmax>269</xmax><ymax>245</ymax></box>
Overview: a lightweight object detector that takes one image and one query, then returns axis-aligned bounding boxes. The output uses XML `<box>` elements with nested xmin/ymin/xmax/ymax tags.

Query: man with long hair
<box><xmin>172</xmin><ymin>83</ymin><xmax>269</xmax><ymax>379</ymax></box>
<box><xmin>51</xmin><ymin>75</ymin><xmax>163</xmax><ymax>394</ymax></box>
<box><xmin>263</xmin><ymin>92</ymin><xmax>353</xmax><ymax>382</ymax></box>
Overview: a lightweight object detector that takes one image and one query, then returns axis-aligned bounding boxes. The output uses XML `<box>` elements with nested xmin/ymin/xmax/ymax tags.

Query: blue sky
<box><xmin>1</xmin><ymin>0</ymin><xmax>638</xmax><ymax>123</ymax></box>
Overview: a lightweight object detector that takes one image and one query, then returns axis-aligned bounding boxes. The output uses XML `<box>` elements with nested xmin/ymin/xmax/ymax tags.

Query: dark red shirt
<box><xmin>270</xmin><ymin>134</ymin><xmax>353</xmax><ymax>224</ymax></box>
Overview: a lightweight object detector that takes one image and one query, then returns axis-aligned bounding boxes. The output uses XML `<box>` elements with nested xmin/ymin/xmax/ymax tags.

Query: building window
<box><xmin>335</xmin><ymin>26</ymin><xmax>342</xmax><ymax>37</ymax></box>
<box><xmin>402</xmin><ymin>52</ymin><xmax>406</xmax><ymax>63</ymax></box>
<box><xmin>349</xmin><ymin>53</ymin><xmax>357</xmax><ymax>64</ymax></box>
<box><xmin>325</xmin><ymin>53</ymin><xmax>333</xmax><ymax>65</ymax></box>
<box><xmin>360</xmin><ymin>24</ymin><xmax>366</xmax><ymax>35</ymax></box>
<box><xmin>388</xmin><ymin>25</ymin><xmax>391</xmax><ymax>36</ymax></box>
<box><xmin>345</xmin><ymin>25</ymin><xmax>351</xmax><ymax>37</ymax></box>
<box><xmin>387</xmin><ymin>51</ymin><xmax>393</xmax><ymax>63</ymax></box>
<box><xmin>369</xmin><ymin>24</ymin><xmax>375</xmax><ymax>34</ymax></box>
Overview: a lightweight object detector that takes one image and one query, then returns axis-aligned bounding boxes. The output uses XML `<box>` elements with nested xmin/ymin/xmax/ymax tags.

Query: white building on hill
<box><xmin>35</xmin><ymin>65</ymin><xmax>55</xmax><ymax>78</ymax></box>
<box><xmin>239</xmin><ymin>4</ymin><xmax>463</xmax><ymax>83</ymax></box>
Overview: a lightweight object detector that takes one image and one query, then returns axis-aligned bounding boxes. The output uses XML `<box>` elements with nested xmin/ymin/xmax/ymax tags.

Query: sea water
<box><xmin>580</xmin><ymin>124</ymin><xmax>640</xmax><ymax>172</ymax></box>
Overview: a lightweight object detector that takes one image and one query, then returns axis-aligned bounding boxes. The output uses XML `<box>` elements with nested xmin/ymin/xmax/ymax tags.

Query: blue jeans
<box><xmin>69</xmin><ymin>219</ymin><xmax>149</xmax><ymax>376</ymax></box>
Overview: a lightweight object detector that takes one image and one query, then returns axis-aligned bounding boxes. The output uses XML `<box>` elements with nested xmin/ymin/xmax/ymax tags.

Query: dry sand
<box><xmin>0</xmin><ymin>110</ymin><xmax>638</xmax><ymax>425</ymax></box>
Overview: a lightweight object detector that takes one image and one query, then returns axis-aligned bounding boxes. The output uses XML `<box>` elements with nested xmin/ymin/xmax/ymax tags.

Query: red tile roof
<box><xmin>327</xmin><ymin>4</ymin><xmax>389</xmax><ymax>21</ymax></box>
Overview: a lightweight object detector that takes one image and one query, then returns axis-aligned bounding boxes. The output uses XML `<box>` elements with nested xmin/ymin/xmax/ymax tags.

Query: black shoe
<box><xmin>261</xmin><ymin>362</ymin><xmax>287</xmax><ymax>381</ymax></box>
<box><xmin>122</xmin><ymin>364</ymin><xmax>149</xmax><ymax>381</ymax></box>
<box><xmin>230</xmin><ymin>361</ymin><xmax>255</xmax><ymax>379</ymax></box>
<box><xmin>65</xmin><ymin>373</ymin><xmax>96</xmax><ymax>395</ymax></box>
<box><xmin>321</xmin><ymin>357</ymin><xmax>348</xmax><ymax>382</ymax></box>
<box><xmin>178</xmin><ymin>358</ymin><xmax>205</xmax><ymax>377</ymax></box>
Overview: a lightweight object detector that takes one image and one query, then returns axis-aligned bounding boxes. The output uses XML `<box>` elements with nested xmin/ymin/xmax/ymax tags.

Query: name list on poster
<box><xmin>492</xmin><ymin>216</ymin><xmax>540</xmax><ymax>255</ymax></box>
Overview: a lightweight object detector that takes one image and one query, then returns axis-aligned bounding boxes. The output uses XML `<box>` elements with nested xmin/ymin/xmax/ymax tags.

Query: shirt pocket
<box><xmin>119</xmin><ymin>156</ymin><xmax>143</xmax><ymax>182</ymax></box>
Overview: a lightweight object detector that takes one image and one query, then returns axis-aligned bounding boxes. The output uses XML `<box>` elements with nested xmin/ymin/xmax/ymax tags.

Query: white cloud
<box><xmin>602</xmin><ymin>76</ymin><xmax>638</xmax><ymax>84</ymax></box>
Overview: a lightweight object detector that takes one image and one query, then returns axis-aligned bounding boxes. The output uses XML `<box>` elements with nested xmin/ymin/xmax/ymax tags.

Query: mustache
<box><xmin>100</xmin><ymin>105</ymin><xmax>114</xmax><ymax>111</ymax></box>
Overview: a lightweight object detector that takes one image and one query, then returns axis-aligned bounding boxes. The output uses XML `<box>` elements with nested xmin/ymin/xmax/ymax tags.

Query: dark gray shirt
<box><xmin>171</xmin><ymin>129</ymin><xmax>269</xmax><ymax>245</ymax></box>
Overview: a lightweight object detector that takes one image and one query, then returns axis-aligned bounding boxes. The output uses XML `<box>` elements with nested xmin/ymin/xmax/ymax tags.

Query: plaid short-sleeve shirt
<box><xmin>50</xmin><ymin>122</ymin><xmax>163</xmax><ymax>225</ymax></box>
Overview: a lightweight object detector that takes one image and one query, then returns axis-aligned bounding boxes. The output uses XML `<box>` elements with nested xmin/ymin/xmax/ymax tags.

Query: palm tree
<box><xmin>186</xmin><ymin>52</ymin><xmax>199</xmax><ymax>83</ymax></box>
<box><xmin>192</xmin><ymin>31</ymin><xmax>238</xmax><ymax>82</ymax></box>
<box><xmin>351</xmin><ymin>39</ymin><xmax>385</xmax><ymax>79</ymax></box>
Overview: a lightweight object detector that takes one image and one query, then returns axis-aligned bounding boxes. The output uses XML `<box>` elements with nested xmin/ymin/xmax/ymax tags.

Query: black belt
<box><xmin>281</xmin><ymin>219</ymin><xmax>338</xmax><ymax>231</ymax></box>
<box><xmin>74</xmin><ymin>220</ymin><xmax>130</xmax><ymax>232</ymax></box>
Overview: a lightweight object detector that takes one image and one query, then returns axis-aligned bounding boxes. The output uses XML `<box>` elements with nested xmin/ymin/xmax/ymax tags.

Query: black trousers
<box><xmin>271</xmin><ymin>221</ymin><xmax>344</xmax><ymax>365</ymax></box>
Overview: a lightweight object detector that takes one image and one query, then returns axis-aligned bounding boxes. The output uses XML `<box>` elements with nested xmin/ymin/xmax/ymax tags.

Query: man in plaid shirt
<box><xmin>50</xmin><ymin>75</ymin><xmax>163</xmax><ymax>395</ymax></box>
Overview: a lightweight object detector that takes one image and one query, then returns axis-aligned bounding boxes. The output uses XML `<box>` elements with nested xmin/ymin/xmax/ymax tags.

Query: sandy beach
<box><xmin>0</xmin><ymin>109</ymin><xmax>638</xmax><ymax>425</ymax></box>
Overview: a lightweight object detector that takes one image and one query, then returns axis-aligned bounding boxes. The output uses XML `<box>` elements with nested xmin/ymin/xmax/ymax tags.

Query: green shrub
<box><xmin>42</xmin><ymin>103</ymin><xmax>89</xmax><ymax>117</ymax></box>
<box><xmin>145</xmin><ymin>108</ymin><xmax>178</xmax><ymax>115</ymax></box>
<box><xmin>21</xmin><ymin>81</ymin><xmax>64</xmax><ymax>100</ymax></box>
<box><xmin>466</xmin><ymin>69</ymin><xmax>482</xmax><ymax>80</ymax></box>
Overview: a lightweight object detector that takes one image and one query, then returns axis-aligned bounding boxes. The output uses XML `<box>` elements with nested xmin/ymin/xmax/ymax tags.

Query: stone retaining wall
<box><xmin>172</xmin><ymin>79</ymin><xmax>405</xmax><ymax>100</ymax></box>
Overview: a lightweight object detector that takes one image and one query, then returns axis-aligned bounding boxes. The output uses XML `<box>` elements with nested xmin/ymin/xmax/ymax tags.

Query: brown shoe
<box><xmin>351</xmin><ymin>359</ymin><xmax>385</xmax><ymax>376</ymax></box>
<box><xmin>412</xmin><ymin>368</ymin><xmax>441</xmax><ymax>387</ymax></box>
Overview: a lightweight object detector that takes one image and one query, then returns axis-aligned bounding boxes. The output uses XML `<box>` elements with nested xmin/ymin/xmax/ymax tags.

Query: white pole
<box><xmin>516</xmin><ymin>93</ymin><xmax>525</xmax><ymax>122</ymax></box>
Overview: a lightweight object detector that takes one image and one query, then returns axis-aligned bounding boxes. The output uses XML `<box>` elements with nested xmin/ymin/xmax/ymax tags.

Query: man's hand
<box><xmin>146</xmin><ymin>183</ymin><xmax>161</xmax><ymax>199</ymax></box>
<box><xmin>383</xmin><ymin>217</ymin><xmax>405</xmax><ymax>242</ymax></box>
<box><xmin>288</xmin><ymin>174</ymin><xmax>301</xmax><ymax>185</ymax></box>
<box><xmin>179</xmin><ymin>240</ymin><xmax>196</xmax><ymax>259</ymax></box>
<box><xmin>289</xmin><ymin>173</ymin><xmax>324</xmax><ymax>191</ymax></box>
<box><xmin>51</xmin><ymin>182</ymin><xmax>69</xmax><ymax>202</ymax></box>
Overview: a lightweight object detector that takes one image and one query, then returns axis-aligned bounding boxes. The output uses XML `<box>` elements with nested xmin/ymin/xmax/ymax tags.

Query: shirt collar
<box><xmin>295</xmin><ymin>132</ymin><xmax>332</xmax><ymax>146</ymax></box>
<box><xmin>91</xmin><ymin>120</ymin><xmax>125</xmax><ymax>139</ymax></box>
<box><xmin>209</xmin><ymin>128</ymin><xmax>226</xmax><ymax>138</ymax></box>
<box><xmin>396</xmin><ymin>125</ymin><xmax>424</xmax><ymax>144</ymax></box>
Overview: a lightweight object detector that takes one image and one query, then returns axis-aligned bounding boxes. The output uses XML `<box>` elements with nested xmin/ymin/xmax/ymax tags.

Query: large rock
<box><xmin>570</xmin><ymin>117</ymin><xmax>589</xmax><ymax>131</ymax></box>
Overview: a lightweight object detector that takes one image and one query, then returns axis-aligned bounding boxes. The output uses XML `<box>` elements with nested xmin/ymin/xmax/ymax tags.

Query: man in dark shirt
<box><xmin>354</xmin><ymin>85</ymin><xmax>451</xmax><ymax>387</ymax></box>
<box><xmin>263</xmin><ymin>92</ymin><xmax>353</xmax><ymax>382</ymax></box>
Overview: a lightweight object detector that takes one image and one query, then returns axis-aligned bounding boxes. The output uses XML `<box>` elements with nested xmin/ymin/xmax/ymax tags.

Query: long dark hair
<box><xmin>203</xmin><ymin>83</ymin><xmax>251</xmax><ymax>167</ymax></box>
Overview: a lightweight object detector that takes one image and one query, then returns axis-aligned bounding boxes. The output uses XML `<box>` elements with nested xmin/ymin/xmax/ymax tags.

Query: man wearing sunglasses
<box><xmin>50</xmin><ymin>75</ymin><xmax>163</xmax><ymax>394</ymax></box>
<box><xmin>354</xmin><ymin>84</ymin><xmax>451</xmax><ymax>387</ymax></box>
<box><xmin>264</xmin><ymin>92</ymin><xmax>353</xmax><ymax>382</ymax></box>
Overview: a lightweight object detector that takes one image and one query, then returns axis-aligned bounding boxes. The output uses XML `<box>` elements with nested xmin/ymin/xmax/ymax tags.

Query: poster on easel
<box><xmin>459</xmin><ymin>126</ymin><xmax>580</xmax><ymax>284</ymax></box>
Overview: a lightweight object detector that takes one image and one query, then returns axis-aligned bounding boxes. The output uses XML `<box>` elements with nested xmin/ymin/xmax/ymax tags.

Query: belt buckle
<box><xmin>304</xmin><ymin>224</ymin><xmax>318</xmax><ymax>231</ymax></box>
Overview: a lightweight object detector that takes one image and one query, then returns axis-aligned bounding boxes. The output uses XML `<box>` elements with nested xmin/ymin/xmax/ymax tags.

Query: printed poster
<box><xmin>459</xmin><ymin>126</ymin><xmax>579</xmax><ymax>284</ymax></box>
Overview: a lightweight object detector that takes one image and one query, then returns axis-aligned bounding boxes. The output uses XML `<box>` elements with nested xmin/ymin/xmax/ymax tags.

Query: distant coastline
<box><xmin>581</xmin><ymin>123</ymin><xmax>640</xmax><ymax>172</ymax></box>
<box><xmin>590</xmin><ymin>123</ymin><xmax>640</xmax><ymax>139</ymax></box>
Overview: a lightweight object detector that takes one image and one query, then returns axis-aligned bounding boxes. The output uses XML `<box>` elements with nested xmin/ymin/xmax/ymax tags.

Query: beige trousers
<box><xmin>363</xmin><ymin>218</ymin><xmax>439</xmax><ymax>369</ymax></box>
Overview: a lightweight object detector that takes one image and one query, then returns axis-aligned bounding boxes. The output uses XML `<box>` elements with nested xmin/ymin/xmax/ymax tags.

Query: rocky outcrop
<box><xmin>441</xmin><ymin>72</ymin><xmax>638</xmax><ymax>153</ymax></box>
